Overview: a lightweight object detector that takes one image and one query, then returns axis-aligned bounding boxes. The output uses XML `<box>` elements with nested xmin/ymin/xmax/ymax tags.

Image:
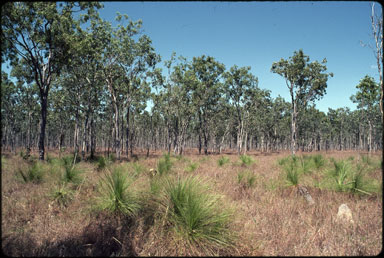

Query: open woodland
<box><xmin>1</xmin><ymin>2</ymin><xmax>383</xmax><ymax>256</ymax></box>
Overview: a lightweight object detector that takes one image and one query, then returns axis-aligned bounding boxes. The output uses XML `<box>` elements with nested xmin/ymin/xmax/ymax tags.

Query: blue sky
<box><xmin>96</xmin><ymin>1</ymin><xmax>381</xmax><ymax>113</ymax></box>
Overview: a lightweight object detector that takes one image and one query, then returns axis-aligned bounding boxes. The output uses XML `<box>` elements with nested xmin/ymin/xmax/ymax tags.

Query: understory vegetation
<box><xmin>1</xmin><ymin>150</ymin><xmax>382</xmax><ymax>256</ymax></box>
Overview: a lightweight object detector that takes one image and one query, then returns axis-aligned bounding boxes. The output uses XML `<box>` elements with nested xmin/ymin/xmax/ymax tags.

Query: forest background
<box><xmin>1</xmin><ymin>1</ymin><xmax>383</xmax><ymax>160</ymax></box>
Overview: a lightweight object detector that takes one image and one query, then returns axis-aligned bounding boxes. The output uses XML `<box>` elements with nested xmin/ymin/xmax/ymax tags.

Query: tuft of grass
<box><xmin>107</xmin><ymin>153</ymin><xmax>116</xmax><ymax>163</ymax></box>
<box><xmin>157</xmin><ymin>153</ymin><xmax>172</xmax><ymax>176</ymax></box>
<box><xmin>131</xmin><ymin>162</ymin><xmax>145</xmax><ymax>177</ymax></box>
<box><xmin>312</xmin><ymin>154</ymin><xmax>326</xmax><ymax>170</ymax></box>
<box><xmin>157</xmin><ymin>176</ymin><xmax>235</xmax><ymax>254</ymax></box>
<box><xmin>51</xmin><ymin>184</ymin><xmax>74</xmax><ymax>207</ymax></box>
<box><xmin>237</xmin><ymin>170</ymin><xmax>257</xmax><ymax>189</ymax></box>
<box><xmin>285</xmin><ymin>166</ymin><xmax>299</xmax><ymax>187</ymax></box>
<box><xmin>217</xmin><ymin>156</ymin><xmax>230</xmax><ymax>167</ymax></box>
<box><xmin>96</xmin><ymin>167</ymin><xmax>140</xmax><ymax>217</ymax></box>
<box><xmin>185</xmin><ymin>162</ymin><xmax>198</xmax><ymax>173</ymax></box>
<box><xmin>329</xmin><ymin>159</ymin><xmax>352</xmax><ymax>192</ymax></box>
<box><xmin>96</xmin><ymin>156</ymin><xmax>108</xmax><ymax>171</ymax></box>
<box><xmin>239</xmin><ymin>154</ymin><xmax>255</xmax><ymax>167</ymax></box>
<box><xmin>61</xmin><ymin>155</ymin><xmax>83</xmax><ymax>184</ymax></box>
<box><xmin>278</xmin><ymin>155</ymin><xmax>300</xmax><ymax>186</ymax></box>
<box><xmin>17</xmin><ymin>161</ymin><xmax>44</xmax><ymax>184</ymax></box>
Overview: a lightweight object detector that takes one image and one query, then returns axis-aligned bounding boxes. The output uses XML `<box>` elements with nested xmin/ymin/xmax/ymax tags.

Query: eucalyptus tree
<box><xmin>271</xmin><ymin>49</ymin><xmax>333</xmax><ymax>155</ymax></box>
<box><xmin>368</xmin><ymin>3</ymin><xmax>383</xmax><ymax>121</ymax></box>
<box><xmin>1</xmin><ymin>72</ymin><xmax>19</xmax><ymax>152</ymax></box>
<box><xmin>169</xmin><ymin>56</ymin><xmax>198</xmax><ymax>155</ymax></box>
<box><xmin>1</xmin><ymin>2</ymin><xmax>102</xmax><ymax>160</ymax></box>
<box><xmin>224</xmin><ymin>65</ymin><xmax>259</xmax><ymax>154</ymax></box>
<box><xmin>190</xmin><ymin>55</ymin><xmax>225</xmax><ymax>155</ymax></box>
<box><xmin>99</xmin><ymin>13</ymin><xmax>159</xmax><ymax>160</ymax></box>
<box><xmin>269</xmin><ymin>96</ymin><xmax>291</xmax><ymax>150</ymax></box>
<box><xmin>210</xmin><ymin>98</ymin><xmax>234</xmax><ymax>154</ymax></box>
<box><xmin>247</xmin><ymin>87</ymin><xmax>273</xmax><ymax>152</ymax></box>
<box><xmin>150</xmin><ymin>53</ymin><xmax>191</xmax><ymax>155</ymax></box>
<box><xmin>350</xmin><ymin>75</ymin><xmax>380</xmax><ymax>153</ymax></box>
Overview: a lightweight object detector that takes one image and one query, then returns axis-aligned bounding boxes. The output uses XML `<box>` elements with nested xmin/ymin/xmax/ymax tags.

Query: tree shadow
<box><xmin>2</xmin><ymin>213</ymin><xmax>137</xmax><ymax>257</ymax></box>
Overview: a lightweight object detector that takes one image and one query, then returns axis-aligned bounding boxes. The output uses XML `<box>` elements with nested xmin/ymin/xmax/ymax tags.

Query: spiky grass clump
<box><xmin>61</xmin><ymin>157</ymin><xmax>83</xmax><ymax>185</ymax></box>
<box><xmin>51</xmin><ymin>184</ymin><xmax>74</xmax><ymax>207</ymax></box>
<box><xmin>237</xmin><ymin>170</ymin><xmax>257</xmax><ymax>189</ymax></box>
<box><xmin>156</xmin><ymin>176</ymin><xmax>235</xmax><ymax>255</ymax></box>
<box><xmin>285</xmin><ymin>166</ymin><xmax>299</xmax><ymax>187</ymax></box>
<box><xmin>239</xmin><ymin>154</ymin><xmax>255</xmax><ymax>167</ymax></box>
<box><xmin>17</xmin><ymin>161</ymin><xmax>44</xmax><ymax>184</ymax></box>
<box><xmin>298</xmin><ymin>155</ymin><xmax>315</xmax><ymax>174</ymax></box>
<box><xmin>329</xmin><ymin>159</ymin><xmax>352</xmax><ymax>192</ymax></box>
<box><xmin>96</xmin><ymin>167</ymin><xmax>140</xmax><ymax>217</ymax></box>
<box><xmin>278</xmin><ymin>156</ymin><xmax>300</xmax><ymax>186</ymax></box>
<box><xmin>157</xmin><ymin>153</ymin><xmax>172</xmax><ymax>176</ymax></box>
<box><xmin>131</xmin><ymin>162</ymin><xmax>145</xmax><ymax>177</ymax></box>
<box><xmin>96</xmin><ymin>156</ymin><xmax>108</xmax><ymax>171</ymax></box>
<box><xmin>185</xmin><ymin>162</ymin><xmax>198</xmax><ymax>173</ymax></box>
<box><xmin>217</xmin><ymin>156</ymin><xmax>230</xmax><ymax>167</ymax></box>
<box><xmin>312</xmin><ymin>154</ymin><xmax>326</xmax><ymax>170</ymax></box>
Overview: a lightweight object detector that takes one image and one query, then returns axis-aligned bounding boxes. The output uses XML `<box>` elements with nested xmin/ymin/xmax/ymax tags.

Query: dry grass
<box><xmin>1</xmin><ymin>149</ymin><xmax>382</xmax><ymax>256</ymax></box>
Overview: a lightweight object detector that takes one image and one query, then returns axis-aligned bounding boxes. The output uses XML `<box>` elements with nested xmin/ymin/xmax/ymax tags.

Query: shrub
<box><xmin>157</xmin><ymin>176</ymin><xmax>235</xmax><ymax>254</ymax></box>
<box><xmin>96</xmin><ymin>167</ymin><xmax>140</xmax><ymax>217</ymax></box>
<box><xmin>217</xmin><ymin>156</ymin><xmax>230</xmax><ymax>167</ymax></box>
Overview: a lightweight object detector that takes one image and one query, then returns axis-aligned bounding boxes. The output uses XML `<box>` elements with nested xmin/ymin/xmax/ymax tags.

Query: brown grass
<box><xmin>1</xmin><ymin>149</ymin><xmax>382</xmax><ymax>256</ymax></box>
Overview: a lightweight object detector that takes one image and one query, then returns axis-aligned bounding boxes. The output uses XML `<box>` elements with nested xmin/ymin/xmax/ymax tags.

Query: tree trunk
<box><xmin>291</xmin><ymin>98</ymin><xmax>297</xmax><ymax>156</ymax></box>
<box><xmin>38</xmin><ymin>94</ymin><xmax>48</xmax><ymax>160</ymax></box>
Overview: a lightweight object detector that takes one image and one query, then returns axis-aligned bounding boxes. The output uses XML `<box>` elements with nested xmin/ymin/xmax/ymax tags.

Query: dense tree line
<box><xmin>1</xmin><ymin>2</ymin><xmax>382</xmax><ymax>160</ymax></box>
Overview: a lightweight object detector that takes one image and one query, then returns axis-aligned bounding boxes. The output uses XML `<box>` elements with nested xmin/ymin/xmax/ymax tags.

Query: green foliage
<box><xmin>299</xmin><ymin>155</ymin><xmax>315</xmax><ymax>174</ymax></box>
<box><xmin>96</xmin><ymin>167</ymin><xmax>140</xmax><ymax>217</ymax></box>
<box><xmin>61</xmin><ymin>155</ymin><xmax>83</xmax><ymax>184</ymax></box>
<box><xmin>17</xmin><ymin>161</ymin><xmax>44</xmax><ymax>184</ymax></box>
<box><xmin>185</xmin><ymin>162</ymin><xmax>198</xmax><ymax>173</ymax></box>
<box><xmin>97</xmin><ymin>156</ymin><xmax>107</xmax><ymax>171</ymax></box>
<box><xmin>157</xmin><ymin>153</ymin><xmax>172</xmax><ymax>176</ymax></box>
<box><xmin>52</xmin><ymin>184</ymin><xmax>73</xmax><ymax>207</ymax></box>
<box><xmin>239</xmin><ymin>154</ymin><xmax>255</xmax><ymax>167</ymax></box>
<box><xmin>107</xmin><ymin>153</ymin><xmax>116</xmax><ymax>163</ymax></box>
<box><xmin>312</xmin><ymin>154</ymin><xmax>325</xmax><ymax>169</ymax></box>
<box><xmin>237</xmin><ymin>170</ymin><xmax>257</xmax><ymax>189</ymax></box>
<box><xmin>329</xmin><ymin>159</ymin><xmax>352</xmax><ymax>192</ymax></box>
<box><xmin>158</xmin><ymin>176</ymin><xmax>235</xmax><ymax>252</ymax></box>
<box><xmin>278</xmin><ymin>155</ymin><xmax>300</xmax><ymax>186</ymax></box>
<box><xmin>131</xmin><ymin>162</ymin><xmax>145</xmax><ymax>177</ymax></box>
<box><xmin>285</xmin><ymin>166</ymin><xmax>299</xmax><ymax>187</ymax></box>
<box><xmin>217</xmin><ymin>156</ymin><xmax>230</xmax><ymax>167</ymax></box>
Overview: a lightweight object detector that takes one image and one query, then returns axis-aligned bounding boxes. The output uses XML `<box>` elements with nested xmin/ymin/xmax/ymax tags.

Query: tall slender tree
<box><xmin>1</xmin><ymin>2</ymin><xmax>102</xmax><ymax>160</ymax></box>
<box><xmin>271</xmin><ymin>49</ymin><xmax>333</xmax><ymax>155</ymax></box>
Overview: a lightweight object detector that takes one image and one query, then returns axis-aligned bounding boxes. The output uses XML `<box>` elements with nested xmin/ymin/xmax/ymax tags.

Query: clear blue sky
<box><xmin>96</xmin><ymin>1</ymin><xmax>382</xmax><ymax>113</ymax></box>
